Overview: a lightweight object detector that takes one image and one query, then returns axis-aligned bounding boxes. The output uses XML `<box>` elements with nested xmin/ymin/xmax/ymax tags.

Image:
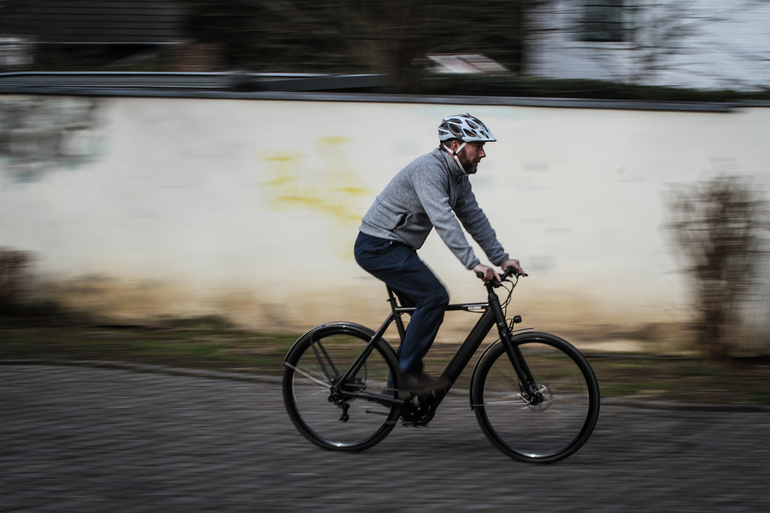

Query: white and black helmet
<box><xmin>439</xmin><ymin>114</ymin><xmax>496</xmax><ymax>174</ymax></box>
<box><xmin>438</xmin><ymin>114</ymin><xmax>496</xmax><ymax>143</ymax></box>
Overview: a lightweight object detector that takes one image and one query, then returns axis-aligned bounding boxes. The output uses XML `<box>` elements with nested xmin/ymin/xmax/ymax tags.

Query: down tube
<box><xmin>441</xmin><ymin>308</ymin><xmax>496</xmax><ymax>383</ymax></box>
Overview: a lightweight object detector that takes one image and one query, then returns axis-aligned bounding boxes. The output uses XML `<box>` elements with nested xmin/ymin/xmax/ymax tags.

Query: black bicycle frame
<box><xmin>334</xmin><ymin>280</ymin><xmax>537</xmax><ymax>409</ymax></box>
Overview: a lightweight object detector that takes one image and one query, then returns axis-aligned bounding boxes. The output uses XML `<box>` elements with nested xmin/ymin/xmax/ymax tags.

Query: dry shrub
<box><xmin>667</xmin><ymin>176</ymin><xmax>769</xmax><ymax>360</ymax></box>
<box><xmin>0</xmin><ymin>248</ymin><xmax>34</xmax><ymax>313</ymax></box>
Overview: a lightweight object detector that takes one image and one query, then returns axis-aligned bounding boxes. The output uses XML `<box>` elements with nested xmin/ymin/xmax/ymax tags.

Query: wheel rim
<box><xmin>477</xmin><ymin>340</ymin><xmax>597</xmax><ymax>461</ymax></box>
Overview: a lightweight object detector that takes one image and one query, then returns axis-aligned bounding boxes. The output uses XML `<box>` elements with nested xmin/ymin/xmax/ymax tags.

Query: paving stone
<box><xmin>1</xmin><ymin>365</ymin><xmax>769</xmax><ymax>512</ymax></box>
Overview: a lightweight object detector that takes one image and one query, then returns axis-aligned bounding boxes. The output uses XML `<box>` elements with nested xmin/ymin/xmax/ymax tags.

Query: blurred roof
<box><xmin>426</xmin><ymin>54</ymin><xmax>508</xmax><ymax>74</ymax></box>
<box><xmin>0</xmin><ymin>0</ymin><xmax>185</xmax><ymax>44</ymax></box>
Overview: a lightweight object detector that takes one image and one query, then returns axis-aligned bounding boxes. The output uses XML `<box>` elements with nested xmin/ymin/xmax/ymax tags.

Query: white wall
<box><xmin>2</xmin><ymin>94</ymin><xmax>769</xmax><ymax>346</ymax></box>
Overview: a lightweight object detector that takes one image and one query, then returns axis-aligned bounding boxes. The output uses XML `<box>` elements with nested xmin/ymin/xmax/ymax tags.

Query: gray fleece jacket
<box><xmin>359</xmin><ymin>147</ymin><xmax>509</xmax><ymax>270</ymax></box>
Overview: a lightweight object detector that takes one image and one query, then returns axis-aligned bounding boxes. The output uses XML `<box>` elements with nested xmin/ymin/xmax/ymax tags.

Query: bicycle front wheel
<box><xmin>472</xmin><ymin>332</ymin><xmax>600</xmax><ymax>463</ymax></box>
<box><xmin>282</xmin><ymin>323</ymin><xmax>401</xmax><ymax>452</ymax></box>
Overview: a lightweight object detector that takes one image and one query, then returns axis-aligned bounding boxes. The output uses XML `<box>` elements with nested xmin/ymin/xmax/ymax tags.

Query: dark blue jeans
<box><xmin>354</xmin><ymin>231</ymin><xmax>449</xmax><ymax>374</ymax></box>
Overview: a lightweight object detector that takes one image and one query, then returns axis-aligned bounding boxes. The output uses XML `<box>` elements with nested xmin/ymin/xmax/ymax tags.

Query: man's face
<box><xmin>458</xmin><ymin>142</ymin><xmax>486</xmax><ymax>174</ymax></box>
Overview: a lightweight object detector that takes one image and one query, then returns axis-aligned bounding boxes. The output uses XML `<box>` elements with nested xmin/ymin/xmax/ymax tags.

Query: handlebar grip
<box><xmin>476</xmin><ymin>270</ymin><xmax>502</xmax><ymax>287</ymax></box>
<box><xmin>478</xmin><ymin>268</ymin><xmax>523</xmax><ymax>285</ymax></box>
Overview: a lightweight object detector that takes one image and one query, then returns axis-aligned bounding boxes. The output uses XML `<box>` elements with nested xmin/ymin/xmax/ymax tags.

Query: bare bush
<box><xmin>667</xmin><ymin>176</ymin><xmax>769</xmax><ymax>360</ymax></box>
<box><xmin>0</xmin><ymin>248</ymin><xmax>34</xmax><ymax>313</ymax></box>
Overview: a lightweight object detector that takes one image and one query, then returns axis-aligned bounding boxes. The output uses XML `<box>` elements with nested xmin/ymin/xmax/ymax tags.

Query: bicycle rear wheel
<box><xmin>472</xmin><ymin>332</ymin><xmax>600</xmax><ymax>463</ymax></box>
<box><xmin>282</xmin><ymin>323</ymin><xmax>401</xmax><ymax>451</ymax></box>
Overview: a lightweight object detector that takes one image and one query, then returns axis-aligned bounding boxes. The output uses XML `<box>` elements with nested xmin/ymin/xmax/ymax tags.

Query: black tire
<box><xmin>472</xmin><ymin>332</ymin><xmax>600</xmax><ymax>463</ymax></box>
<box><xmin>282</xmin><ymin>323</ymin><xmax>401</xmax><ymax>451</ymax></box>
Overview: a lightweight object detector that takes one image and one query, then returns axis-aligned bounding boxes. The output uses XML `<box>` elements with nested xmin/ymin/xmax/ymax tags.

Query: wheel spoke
<box><xmin>309</xmin><ymin>337</ymin><xmax>339</xmax><ymax>383</ymax></box>
<box><xmin>283</xmin><ymin>362</ymin><xmax>331</xmax><ymax>389</ymax></box>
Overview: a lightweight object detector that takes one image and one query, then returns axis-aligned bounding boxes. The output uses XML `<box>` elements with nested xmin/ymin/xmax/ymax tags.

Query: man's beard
<box><xmin>458</xmin><ymin>150</ymin><xmax>478</xmax><ymax>174</ymax></box>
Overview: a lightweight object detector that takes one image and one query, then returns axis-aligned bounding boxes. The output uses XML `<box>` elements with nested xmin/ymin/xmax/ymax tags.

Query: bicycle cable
<box><xmin>502</xmin><ymin>274</ymin><xmax>518</xmax><ymax>307</ymax></box>
<box><xmin>500</xmin><ymin>274</ymin><xmax>518</xmax><ymax>328</ymax></box>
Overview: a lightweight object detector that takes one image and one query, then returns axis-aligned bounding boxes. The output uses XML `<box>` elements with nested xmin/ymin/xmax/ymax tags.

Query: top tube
<box><xmin>386</xmin><ymin>266</ymin><xmax>520</xmax><ymax>312</ymax></box>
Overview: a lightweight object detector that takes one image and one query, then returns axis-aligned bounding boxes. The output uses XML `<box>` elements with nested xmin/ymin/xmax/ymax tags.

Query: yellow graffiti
<box><xmin>257</xmin><ymin>137</ymin><xmax>374</xmax><ymax>257</ymax></box>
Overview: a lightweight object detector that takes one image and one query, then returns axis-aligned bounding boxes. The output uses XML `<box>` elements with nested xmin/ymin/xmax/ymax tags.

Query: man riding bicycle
<box><xmin>354</xmin><ymin>113</ymin><xmax>525</xmax><ymax>397</ymax></box>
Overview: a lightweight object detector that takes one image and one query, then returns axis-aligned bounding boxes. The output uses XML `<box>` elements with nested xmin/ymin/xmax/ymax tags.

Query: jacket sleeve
<box><xmin>452</xmin><ymin>182</ymin><xmax>509</xmax><ymax>266</ymax></box>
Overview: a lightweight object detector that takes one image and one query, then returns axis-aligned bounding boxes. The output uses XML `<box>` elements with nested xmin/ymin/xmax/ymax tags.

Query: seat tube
<box><xmin>387</xmin><ymin>286</ymin><xmax>406</xmax><ymax>344</ymax></box>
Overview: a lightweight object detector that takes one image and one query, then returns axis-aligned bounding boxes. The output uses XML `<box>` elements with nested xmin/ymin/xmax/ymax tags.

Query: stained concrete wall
<box><xmin>2</xmin><ymin>94</ymin><xmax>769</xmax><ymax>348</ymax></box>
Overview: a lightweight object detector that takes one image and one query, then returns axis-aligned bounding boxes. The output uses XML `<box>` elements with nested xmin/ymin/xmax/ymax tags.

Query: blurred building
<box><xmin>0</xmin><ymin>0</ymin><xmax>221</xmax><ymax>71</ymax></box>
<box><xmin>526</xmin><ymin>0</ymin><xmax>770</xmax><ymax>91</ymax></box>
<box><xmin>3</xmin><ymin>0</ymin><xmax>768</xmax><ymax>91</ymax></box>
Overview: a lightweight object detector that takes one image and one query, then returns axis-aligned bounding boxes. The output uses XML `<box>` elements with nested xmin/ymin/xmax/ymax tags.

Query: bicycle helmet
<box><xmin>438</xmin><ymin>114</ymin><xmax>496</xmax><ymax>143</ymax></box>
<box><xmin>438</xmin><ymin>114</ymin><xmax>496</xmax><ymax>174</ymax></box>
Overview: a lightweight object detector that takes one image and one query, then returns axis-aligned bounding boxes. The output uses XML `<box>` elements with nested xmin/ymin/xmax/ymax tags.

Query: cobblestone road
<box><xmin>2</xmin><ymin>363</ymin><xmax>769</xmax><ymax>512</ymax></box>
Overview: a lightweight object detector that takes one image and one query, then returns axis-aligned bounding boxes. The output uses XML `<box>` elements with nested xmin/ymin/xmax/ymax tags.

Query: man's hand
<box><xmin>474</xmin><ymin>259</ymin><xmax>527</xmax><ymax>284</ymax></box>
<box><xmin>501</xmin><ymin>258</ymin><xmax>527</xmax><ymax>277</ymax></box>
<box><xmin>473</xmin><ymin>264</ymin><xmax>498</xmax><ymax>283</ymax></box>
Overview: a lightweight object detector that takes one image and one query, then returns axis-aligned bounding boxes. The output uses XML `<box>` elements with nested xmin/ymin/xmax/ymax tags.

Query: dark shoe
<box><xmin>397</xmin><ymin>371</ymin><xmax>450</xmax><ymax>397</ymax></box>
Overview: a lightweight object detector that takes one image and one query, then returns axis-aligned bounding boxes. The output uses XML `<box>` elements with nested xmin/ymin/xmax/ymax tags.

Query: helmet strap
<box><xmin>442</xmin><ymin>142</ymin><xmax>467</xmax><ymax>174</ymax></box>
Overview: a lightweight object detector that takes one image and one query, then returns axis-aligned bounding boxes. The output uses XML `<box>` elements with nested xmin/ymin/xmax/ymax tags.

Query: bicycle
<box><xmin>282</xmin><ymin>268</ymin><xmax>600</xmax><ymax>463</ymax></box>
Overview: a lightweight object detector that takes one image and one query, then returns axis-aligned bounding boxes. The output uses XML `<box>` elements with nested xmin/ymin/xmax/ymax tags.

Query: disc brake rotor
<box><xmin>527</xmin><ymin>383</ymin><xmax>553</xmax><ymax>412</ymax></box>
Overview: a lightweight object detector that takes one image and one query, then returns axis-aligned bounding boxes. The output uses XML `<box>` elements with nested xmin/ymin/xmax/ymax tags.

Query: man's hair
<box><xmin>439</xmin><ymin>138</ymin><xmax>461</xmax><ymax>150</ymax></box>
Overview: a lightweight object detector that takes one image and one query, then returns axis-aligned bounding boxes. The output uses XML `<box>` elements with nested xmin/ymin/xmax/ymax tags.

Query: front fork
<box><xmin>488</xmin><ymin>289</ymin><xmax>541</xmax><ymax>404</ymax></box>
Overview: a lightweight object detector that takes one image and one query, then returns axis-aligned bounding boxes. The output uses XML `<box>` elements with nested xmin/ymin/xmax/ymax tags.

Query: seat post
<box><xmin>386</xmin><ymin>286</ymin><xmax>407</xmax><ymax>344</ymax></box>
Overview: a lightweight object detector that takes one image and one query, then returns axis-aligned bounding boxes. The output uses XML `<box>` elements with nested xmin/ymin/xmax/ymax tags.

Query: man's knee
<box><xmin>437</xmin><ymin>287</ymin><xmax>450</xmax><ymax>306</ymax></box>
<box><xmin>419</xmin><ymin>285</ymin><xmax>449</xmax><ymax>309</ymax></box>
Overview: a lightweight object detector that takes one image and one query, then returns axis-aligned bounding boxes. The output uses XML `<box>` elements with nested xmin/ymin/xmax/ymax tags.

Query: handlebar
<box><xmin>476</xmin><ymin>267</ymin><xmax>523</xmax><ymax>287</ymax></box>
